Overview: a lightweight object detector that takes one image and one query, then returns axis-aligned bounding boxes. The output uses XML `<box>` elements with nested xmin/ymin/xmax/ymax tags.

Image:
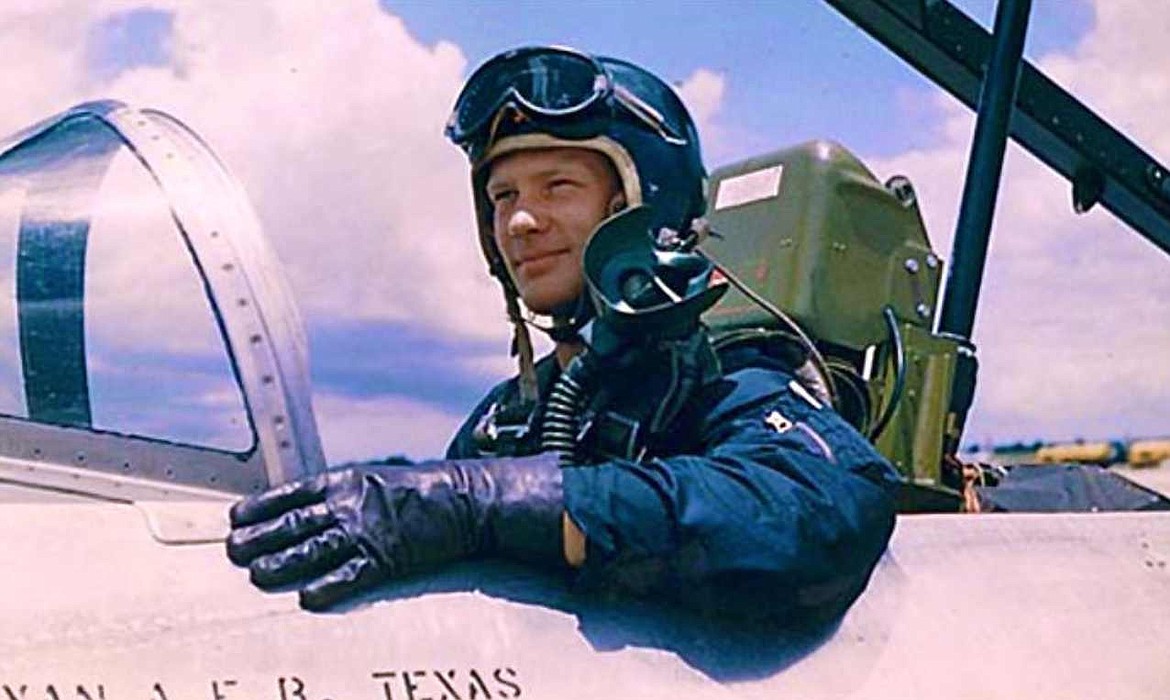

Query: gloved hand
<box><xmin>226</xmin><ymin>453</ymin><xmax>564</xmax><ymax>611</ymax></box>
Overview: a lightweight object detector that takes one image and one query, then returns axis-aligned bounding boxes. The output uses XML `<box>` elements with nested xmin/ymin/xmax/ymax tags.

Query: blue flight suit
<box><xmin>447</xmin><ymin>341</ymin><xmax>899</xmax><ymax>623</ymax></box>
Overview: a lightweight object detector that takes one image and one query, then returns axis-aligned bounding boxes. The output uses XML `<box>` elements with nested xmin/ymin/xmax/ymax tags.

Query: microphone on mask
<box><xmin>582</xmin><ymin>205</ymin><xmax>727</xmax><ymax>343</ymax></box>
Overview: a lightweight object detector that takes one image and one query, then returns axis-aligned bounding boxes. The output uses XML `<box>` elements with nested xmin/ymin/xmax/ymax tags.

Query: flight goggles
<box><xmin>445</xmin><ymin>46</ymin><xmax>688</xmax><ymax>161</ymax></box>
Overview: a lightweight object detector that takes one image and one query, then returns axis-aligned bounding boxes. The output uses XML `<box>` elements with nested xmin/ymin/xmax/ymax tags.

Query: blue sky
<box><xmin>3</xmin><ymin>1</ymin><xmax>1167</xmax><ymax>464</ymax></box>
<box><xmin>387</xmin><ymin>0</ymin><xmax>1094</xmax><ymax>163</ymax></box>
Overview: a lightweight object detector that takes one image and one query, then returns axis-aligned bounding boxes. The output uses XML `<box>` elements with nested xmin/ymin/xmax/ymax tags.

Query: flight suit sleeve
<box><xmin>562</xmin><ymin>368</ymin><xmax>899</xmax><ymax>624</ymax></box>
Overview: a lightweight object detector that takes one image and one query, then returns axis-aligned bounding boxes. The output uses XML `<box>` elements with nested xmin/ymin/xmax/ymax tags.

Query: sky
<box><xmin>0</xmin><ymin>0</ymin><xmax>1166</xmax><ymax>464</ymax></box>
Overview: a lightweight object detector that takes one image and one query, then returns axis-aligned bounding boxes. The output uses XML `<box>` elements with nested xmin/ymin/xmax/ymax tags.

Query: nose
<box><xmin>506</xmin><ymin>207</ymin><xmax>540</xmax><ymax>237</ymax></box>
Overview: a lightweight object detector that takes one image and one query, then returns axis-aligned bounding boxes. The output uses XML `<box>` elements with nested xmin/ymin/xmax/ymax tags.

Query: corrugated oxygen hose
<box><xmin>540</xmin><ymin>354</ymin><xmax>599</xmax><ymax>466</ymax></box>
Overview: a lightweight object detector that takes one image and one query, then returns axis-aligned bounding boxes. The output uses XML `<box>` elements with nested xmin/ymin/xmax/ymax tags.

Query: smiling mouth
<box><xmin>515</xmin><ymin>250</ymin><xmax>568</xmax><ymax>270</ymax></box>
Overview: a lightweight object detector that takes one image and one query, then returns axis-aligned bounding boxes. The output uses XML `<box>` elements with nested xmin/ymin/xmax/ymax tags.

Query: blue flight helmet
<box><xmin>445</xmin><ymin>46</ymin><xmax>708</xmax><ymax>399</ymax></box>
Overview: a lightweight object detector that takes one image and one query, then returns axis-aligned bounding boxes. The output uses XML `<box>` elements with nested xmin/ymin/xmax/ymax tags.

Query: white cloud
<box><xmin>122</xmin><ymin>3</ymin><xmax>505</xmax><ymax>341</ymax></box>
<box><xmin>312</xmin><ymin>392</ymin><xmax>465</xmax><ymax>464</ymax></box>
<box><xmin>869</xmin><ymin>0</ymin><xmax>1170</xmax><ymax>443</ymax></box>
<box><xmin>676</xmin><ymin>67</ymin><xmax>728</xmax><ymax>159</ymax></box>
<box><xmin>0</xmin><ymin>0</ymin><xmax>507</xmax><ymax>345</ymax></box>
<box><xmin>1041</xmin><ymin>0</ymin><xmax>1170</xmax><ymax>160</ymax></box>
<box><xmin>676</xmin><ymin>68</ymin><xmax>725</xmax><ymax>129</ymax></box>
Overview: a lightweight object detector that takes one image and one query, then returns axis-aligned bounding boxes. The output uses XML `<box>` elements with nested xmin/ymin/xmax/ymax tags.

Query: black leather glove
<box><xmin>226</xmin><ymin>453</ymin><xmax>564</xmax><ymax>611</ymax></box>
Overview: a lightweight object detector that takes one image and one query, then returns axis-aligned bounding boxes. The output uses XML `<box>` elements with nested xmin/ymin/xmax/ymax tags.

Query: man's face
<box><xmin>486</xmin><ymin>148</ymin><xmax>621</xmax><ymax>315</ymax></box>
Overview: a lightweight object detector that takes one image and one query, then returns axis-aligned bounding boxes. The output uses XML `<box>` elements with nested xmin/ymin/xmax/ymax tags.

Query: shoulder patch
<box><xmin>764</xmin><ymin>409</ymin><xmax>794</xmax><ymax>434</ymax></box>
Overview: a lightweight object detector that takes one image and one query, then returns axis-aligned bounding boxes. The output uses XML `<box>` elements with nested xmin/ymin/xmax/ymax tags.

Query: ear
<box><xmin>607</xmin><ymin>192</ymin><xmax>627</xmax><ymax>216</ymax></box>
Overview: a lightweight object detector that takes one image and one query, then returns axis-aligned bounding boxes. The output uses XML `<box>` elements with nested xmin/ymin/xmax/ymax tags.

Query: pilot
<box><xmin>227</xmin><ymin>46</ymin><xmax>899</xmax><ymax>622</ymax></box>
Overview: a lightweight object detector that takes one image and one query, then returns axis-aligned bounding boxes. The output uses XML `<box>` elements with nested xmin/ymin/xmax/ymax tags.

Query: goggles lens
<box><xmin>445</xmin><ymin>48</ymin><xmax>692</xmax><ymax>161</ymax></box>
<box><xmin>447</xmin><ymin>47</ymin><xmax>606</xmax><ymax>145</ymax></box>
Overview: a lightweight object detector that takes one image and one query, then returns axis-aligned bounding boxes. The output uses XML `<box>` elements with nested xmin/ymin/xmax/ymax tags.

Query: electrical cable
<box><xmin>826</xmin><ymin>358</ymin><xmax>872</xmax><ymax>431</ymax></box>
<box><xmin>694</xmin><ymin>246</ymin><xmax>838</xmax><ymax>406</ymax></box>
<box><xmin>867</xmin><ymin>306</ymin><xmax>907</xmax><ymax>441</ymax></box>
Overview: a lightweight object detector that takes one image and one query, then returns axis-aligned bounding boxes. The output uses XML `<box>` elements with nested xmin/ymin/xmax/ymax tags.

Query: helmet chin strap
<box><xmin>503</xmin><ymin>282</ymin><xmax>593</xmax><ymax>404</ymax></box>
<box><xmin>504</xmin><ymin>296</ymin><xmax>591</xmax><ymax>346</ymax></box>
<box><xmin>547</xmin><ymin>294</ymin><xmax>594</xmax><ymax>343</ymax></box>
<box><xmin>503</xmin><ymin>284</ymin><xmax>539</xmax><ymax>405</ymax></box>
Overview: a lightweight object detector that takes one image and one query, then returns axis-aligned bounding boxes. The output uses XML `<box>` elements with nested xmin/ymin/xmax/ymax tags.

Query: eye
<box><xmin>489</xmin><ymin>188</ymin><xmax>517</xmax><ymax>204</ymax></box>
<box><xmin>547</xmin><ymin>178</ymin><xmax>578</xmax><ymax>193</ymax></box>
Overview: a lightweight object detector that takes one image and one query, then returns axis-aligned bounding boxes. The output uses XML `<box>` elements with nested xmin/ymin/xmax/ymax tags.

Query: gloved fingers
<box><xmin>248</xmin><ymin>527</ymin><xmax>358</xmax><ymax>590</ymax></box>
<box><xmin>229</xmin><ymin>471</ymin><xmax>335</xmax><ymax>527</ymax></box>
<box><xmin>298</xmin><ymin>556</ymin><xmax>387</xmax><ymax>612</ymax></box>
<box><xmin>226</xmin><ymin>502</ymin><xmax>336</xmax><ymax>566</ymax></box>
